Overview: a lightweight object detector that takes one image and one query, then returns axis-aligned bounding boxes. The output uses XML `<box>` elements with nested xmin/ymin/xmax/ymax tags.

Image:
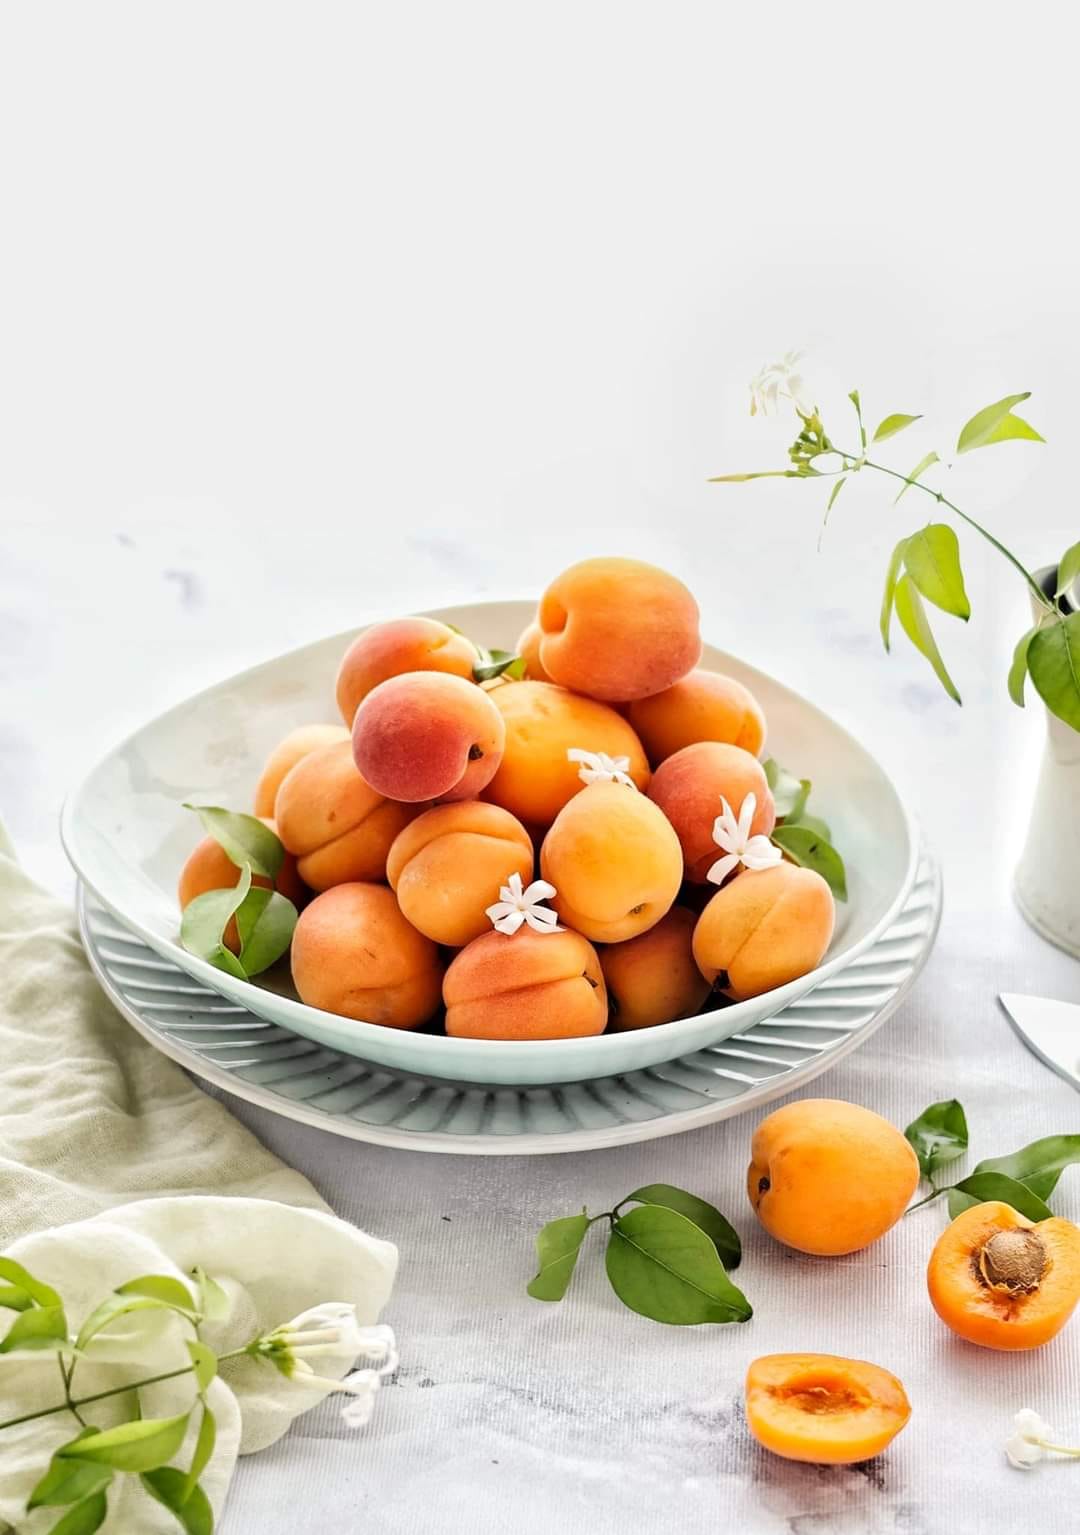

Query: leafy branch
<box><xmin>903</xmin><ymin>1100</ymin><xmax>1080</xmax><ymax>1221</ymax></box>
<box><xmin>180</xmin><ymin>806</ymin><xmax>298</xmax><ymax>980</ymax></box>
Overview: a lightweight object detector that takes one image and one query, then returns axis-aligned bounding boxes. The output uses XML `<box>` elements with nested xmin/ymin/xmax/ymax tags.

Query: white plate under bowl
<box><xmin>77</xmin><ymin>852</ymin><xmax>939</xmax><ymax>1154</ymax></box>
<box><xmin>61</xmin><ymin>599</ymin><xmax>919</xmax><ymax>1087</ymax></box>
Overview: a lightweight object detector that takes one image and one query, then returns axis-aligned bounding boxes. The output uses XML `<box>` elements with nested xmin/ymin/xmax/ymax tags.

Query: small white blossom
<box><xmin>706</xmin><ymin>793</ymin><xmax>782</xmax><ymax>885</ymax></box>
<box><xmin>1006</xmin><ymin>1408</ymin><xmax>1053</xmax><ymax>1469</ymax></box>
<box><xmin>485</xmin><ymin>872</ymin><xmax>560</xmax><ymax>935</ymax></box>
<box><xmin>251</xmin><ymin>1309</ymin><xmax>399</xmax><ymax>1431</ymax></box>
<box><xmin>749</xmin><ymin>351</ymin><xmax>814</xmax><ymax>417</ymax></box>
<box><xmin>567</xmin><ymin>747</ymin><xmax>636</xmax><ymax>788</ymax></box>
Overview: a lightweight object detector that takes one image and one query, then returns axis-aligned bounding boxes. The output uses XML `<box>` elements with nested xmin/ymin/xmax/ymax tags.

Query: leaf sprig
<box><xmin>763</xmin><ymin>758</ymin><xmax>847</xmax><ymax>900</ymax></box>
<box><xmin>180</xmin><ymin>806</ymin><xmax>298</xmax><ymax>980</ymax></box>
<box><xmin>904</xmin><ymin>1099</ymin><xmax>1080</xmax><ymax>1222</ymax></box>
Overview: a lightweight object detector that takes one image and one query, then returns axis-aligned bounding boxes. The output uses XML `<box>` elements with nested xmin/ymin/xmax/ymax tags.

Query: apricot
<box><xmin>386</xmin><ymin>801</ymin><xmax>535</xmax><ymax>947</ymax></box>
<box><xmin>540</xmin><ymin>781</ymin><xmax>682</xmax><ymax>943</ymax></box>
<box><xmin>253</xmin><ymin>723</ymin><xmax>350</xmax><ymax>817</ymax></box>
<box><xmin>177</xmin><ymin>818</ymin><xmax>305</xmax><ymax>954</ymax></box>
<box><xmin>484</xmin><ymin>681</ymin><xmax>650</xmax><ymax>828</ymax></box>
<box><xmin>536</xmin><ymin>557</ymin><xmax>702</xmax><ymax>702</ymax></box>
<box><xmin>515</xmin><ymin>620</ymin><xmax>554</xmax><ymax>683</ymax></box>
<box><xmin>747</xmin><ymin>1100</ymin><xmax>919</xmax><ymax>1256</ymax></box>
<box><xmin>290</xmin><ymin>882</ymin><xmax>443</xmax><ymax>1028</ymax></box>
<box><xmin>443</xmin><ymin>925</ymin><xmax>606</xmax><ymax>1040</ymax></box>
<box><xmin>275</xmin><ymin>739</ymin><xmax>421</xmax><ymax>890</ymax></box>
<box><xmin>352</xmin><ymin>671</ymin><xmax>505</xmax><ymax>803</ymax></box>
<box><xmin>693</xmin><ymin>863</ymin><xmax>835</xmax><ymax>1001</ymax></box>
<box><xmin>648</xmin><ymin>741</ymin><xmax>775</xmax><ymax>883</ymax></box>
<box><xmin>927</xmin><ymin>1200</ymin><xmax>1080</xmax><ymax>1351</ymax></box>
<box><xmin>599</xmin><ymin>906</ymin><xmax>711</xmax><ymax>1031</ymax></box>
<box><xmin>745</xmin><ymin>1354</ymin><xmax>911</xmax><ymax>1465</ymax></box>
<box><xmin>628</xmin><ymin>669</ymin><xmax>767</xmax><ymax>764</ymax></box>
<box><xmin>335</xmin><ymin>617</ymin><xmax>476</xmax><ymax>725</ymax></box>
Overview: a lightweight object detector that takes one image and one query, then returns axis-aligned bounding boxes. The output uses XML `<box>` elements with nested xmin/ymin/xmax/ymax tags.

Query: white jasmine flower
<box><xmin>485</xmin><ymin>872</ymin><xmax>560</xmax><ymax>935</ymax></box>
<box><xmin>1005</xmin><ymin>1407</ymin><xmax>1080</xmax><ymax>1469</ymax></box>
<box><xmin>706</xmin><ymin>793</ymin><xmax>783</xmax><ymax>885</ymax></box>
<box><xmin>749</xmin><ymin>351</ymin><xmax>814</xmax><ymax>417</ymax></box>
<box><xmin>251</xmin><ymin>1308</ymin><xmax>399</xmax><ymax>1430</ymax></box>
<box><xmin>567</xmin><ymin>747</ymin><xmax>636</xmax><ymax>788</ymax></box>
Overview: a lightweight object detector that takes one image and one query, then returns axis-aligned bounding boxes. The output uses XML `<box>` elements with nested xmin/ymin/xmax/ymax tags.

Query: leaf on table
<box><xmin>1028</xmin><ymin>613</ymin><xmax>1080</xmax><ymax>731</ymax></box>
<box><xmin>622</xmin><ymin>1184</ymin><xmax>741</xmax><ymax>1270</ymax></box>
<box><xmin>60</xmin><ymin>1414</ymin><xmax>191</xmax><ymax>1474</ymax></box>
<box><xmin>893</xmin><ymin>450</ymin><xmax>940</xmax><ymax>505</ymax></box>
<box><xmin>771</xmin><ymin>825</ymin><xmax>848</xmax><ymax>901</ymax></box>
<box><xmin>872</xmin><ymin>412</ymin><xmax>922</xmax><ymax>443</ymax></box>
<box><xmin>955</xmin><ymin>392</ymin><xmax>1037</xmax><ymax>454</ymax></box>
<box><xmin>904</xmin><ymin>1100</ymin><xmax>968</xmax><ymax>1179</ymax></box>
<box><xmin>946</xmin><ymin>1171</ymin><xmax>1054</xmax><ymax>1223</ymax></box>
<box><xmin>900</xmin><ymin>524</ymin><xmax>971</xmax><ymax>620</ymax></box>
<box><xmin>894</xmin><ymin>574</ymin><xmax>962</xmax><ymax>704</ymax></box>
<box><xmin>182</xmin><ymin>805</ymin><xmax>283</xmax><ymax>881</ymax></box>
<box><xmin>527</xmin><ymin>1214</ymin><xmax>591</xmax><ymax>1302</ymax></box>
<box><xmin>967</xmin><ymin>1134</ymin><xmax>1080</xmax><ymax>1202</ymax></box>
<box><xmin>604</xmin><ymin>1206</ymin><xmax>752</xmax><ymax>1325</ymax></box>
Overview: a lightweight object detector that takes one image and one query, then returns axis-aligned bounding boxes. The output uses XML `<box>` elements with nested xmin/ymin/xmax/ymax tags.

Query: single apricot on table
<box><xmin>443</xmin><ymin>926</ymin><xmax>607</xmax><ymax>1040</ymax></box>
<box><xmin>335</xmin><ymin>616</ymin><xmax>477</xmax><ymax>726</ymax></box>
<box><xmin>352</xmin><ymin>671</ymin><xmax>506</xmax><ymax>803</ymax></box>
<box><xmin>648</xmin><ymin>741</ymin><xmax>775</xmax><ymax>883</ymax></box>
<box><xmin>253</xmin><ymin>723</ymin><xmax>350</xmax><ymax>818</ymax></box>
<box><xmin>178</xmin><ymin>818</ymin><xmax>306</xmax><ymax>954</ymax></box>
<box><xmin>600</xmin><ymin>906</ymin><xmax>711</xmax><ymax>1031</ymax></box>
<box><xmin>745</xmin><ymin>1354</ymin><xmax>911</xmax><ymax>1465</ymax></box>
<box><xmin>628</xmin><ymin>669</ymin><xmax>767</xmax><ymax>764</ymax></box>
<box><xmin>927</xmin><ymin>1199</ymin><xmax>1080</xmax><ymax>1351</ymax></box>
<box><xmin>747</xmin><ymin>1099</ymin><xmax>919</xmax><ymax>1256</ymax></box>
<box><xmin>693</xmin><ymin>862</ymin><xmax>835</xmax><ymax>1002</ymax></box>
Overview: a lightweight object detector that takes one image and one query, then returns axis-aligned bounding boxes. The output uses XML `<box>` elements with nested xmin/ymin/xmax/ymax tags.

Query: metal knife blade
<box><xmin>999</xmin><ymin>993</ymin><xmax>1080</xmax><ymax>1091</ymax></box>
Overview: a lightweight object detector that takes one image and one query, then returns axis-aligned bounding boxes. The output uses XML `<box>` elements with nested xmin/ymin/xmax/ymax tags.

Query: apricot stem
<box><xmin>904</xmin><ymin>1187</ymin><xmax>945</xmax><ymax>1214</ymax></box>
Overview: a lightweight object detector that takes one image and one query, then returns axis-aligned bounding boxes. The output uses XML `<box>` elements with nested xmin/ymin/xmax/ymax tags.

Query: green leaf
<box><xmin>1056</xmin><ymin>540</ymin><xmax>1080</xmax><ymax>600</ymax></box>
<box><xmin>880</xmin><ymin>539</ymin><xmax>906</xmax><ymax>651</ymax></box>
<box><xmin>771</xmin><ymin>825</ymin><xmax>848</xmax><ymax>901</ymax></box>
<box><xmin>0</xmin><ymin>1256</ymin><xmax>61</xmax><ymax>1307</ymax></box>
<box><xmin>622</xmin><ymin>1185</ymin><xmax>741</xmax><ymax>1270</ymax></box>
<box><xmin>142</xmin><ymin>1469</ymin><xmax>213</xmax><ymax>1535</ymax></box>
<box><xmin>191</xmin><ymin>1267</ymin><xmax>230</xmax><ymax>1324</ymax></box>
<box><xmin>1028</xmin><ymin>613</ymin><xmax>1080</xmax><ymax>730</ymax></box>
<box><xmin>186</xmin><ymin>1340</ymin><xmax>218</xmax><ymax>1394</ymax></box>
<box><xmin>43</xmin><ymin>1493</ymin><xmax>108</xmax><ymax>1535</ymax></box>
<box><xmin>956</xmin><ymin>392</ymin><xmax>1033</xmax><ymax>454</ymax></box>
<box><xmin>979</xmin><ymin>410</ymin><xmax>1044</xmax><ymax>448</ymax></box>
<box><xmin>0</xmin><ymin>1283</ymin><xmax>32</xmax><ymax>1311</ymax></box>
<box><xmin>894</xmin><ymin>574</ymin><xmax>962</xmax><ymax>704</ymax></box>
<box><xmin>968</xmin><ymin>1134</ymin><xmax>1080</xmax><ymax>1202</ymax></box>
<box><xmin>604</xmin><ymin>1206</ymin><xmax>752</xmax><ymax>1325</ymax></box>
<box><xmin>29</xmin><ymin>1447</ymin><xmax>112</xmax><ymax>1509</ymax></box>
<box><xmin>527</xmin><ymin>1214</ymin><xmax>591</xmax><ymax>1302</ymax></box>
<box><xmin>849</xmin><ymin>389</ymin><xmax>866</xmax><ymax>450</ymax></box>
<box><xmin>116</xmin><ymin>1275</ymin><xmax>198</xmax><ymax>1313</ymax></box>
<box><xmin>790</xmin><ymin>812</ymin><xmax>831</xmax><ymax>840</ymax></box>
<box><xmin>62</xmin><ymin>1413</ymin><xmax>191</xmax><ymax>1474</ymax></box>
<box><xmin>0</xmin><ymin>1304</ymin><xmax>68</xmax><ymax>1352</ymax></box>
<box><xmin>762</xmin><ymin>759</ymin><xmax>810</xmax><ymax>821</ymax></box>
<box><xmin>1008</xmin><ymin>626</ymin><xmax>1038</xmax><ymax>708</ymax></box>
<box><xmin>872</xmin><ymin>412</ymin><xmax>921</xmax><ymax>443</ymax></box>
<box><xmin>182</xmin><ymin>1401</ymin><xmax>217</xmax><ymax>1504</ymax></box>
<box><xmin>183</xmin><ymin>804</ymin><xmax>283</xmax><ymax>880</ymax></box>
<box><xmin>473</xmin><ymin>649</ymin><xmax>527</xmax><ymax>683</ymax></box>
<box><xmin>904</xmin><ymin>1100</ymin><xmax>968</xmax><ymax>1179</ymax></box>
<box><xmin>901</xmin><ymin>524</ymin><xmax>971</xmax><ymax>620</ymax></box>
<box><xmin>823</xmin><ymin>476</ymin><xmax>846</xmax><ymax>528</ymax></box>
<box><xmin>180</xmin><ymin>867</ymin><xmax>252</xmax><ymax>980</ymax></box>
<box><xmin>707</xmin><ymin>470</ymin><xmax>798</xmax><ymax>483</ymax></box>
<box><xmin>893</xmin><ymin>450</ymin><xmax>940</xmax><ymax>504</ymax></box>
<box><xmin>234</xmin><ymin>888</ymin><xmax>298</xmax><ymax>977</ymax></box>
<box><xmin>75</xmin><ymin>1293</ymin><xmax>188</xmax><ymax>1353</ymax></box>
<box><xmin>946</xmin><ymin>1171</ymin><xmax>1054</xmax><ymax>1223</ymax></box>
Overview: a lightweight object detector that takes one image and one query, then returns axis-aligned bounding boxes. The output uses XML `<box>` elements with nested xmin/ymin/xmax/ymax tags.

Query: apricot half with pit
<box><xmin>745</xmin><ymin>1353</ymin><xmax>911</xmax><ymax>1464</ymax></box>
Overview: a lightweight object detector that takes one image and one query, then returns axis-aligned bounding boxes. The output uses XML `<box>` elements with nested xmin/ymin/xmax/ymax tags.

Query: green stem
<box><xmin>57</xmin><ymin>1355</ymin><xmax>86</xmax><ymax>1429</ymax></box>
<box><xmin>905</xmin><ymin>1186</ymin><xmax>946</xmax><ymax>1214</ymax></box>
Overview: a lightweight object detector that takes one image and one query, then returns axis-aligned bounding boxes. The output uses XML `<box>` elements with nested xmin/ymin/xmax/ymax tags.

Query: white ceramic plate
<box><xmin>61</xmin><ymin>600</ymin><xmax>919</xmax><ymax>1086</ymax></box>
<box><xmin>77</xmin><ymin>851</ymin><xmax>939</xmax><ymax>1153</ymax></box>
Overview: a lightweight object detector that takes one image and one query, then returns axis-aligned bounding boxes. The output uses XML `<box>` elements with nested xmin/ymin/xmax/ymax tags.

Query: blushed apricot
<box><xmin>352</xmin><ymin>671</ymin><xmax>505</xmax><ymax>803</ymax></box>
<box><xmin>335</xmin><ymin>617</ymin><xmax>476</xmax><ymax>725</ymax></box>
<box><xmin>444</xmin><ymin>926</ymin><xmax>606</xmax><ymax>1040</ymax></box>
<box><xmin>275</xmin><ymin>739</ymin><xmax>421</xmax><ymax>890</ymax></box>
<box><xmin>290</xmin><ymin>882</ymin><xmax>443</xmax><ymax>1028</ymax></box>
<box><xmin>540</xmin><ymin>781</ymin><xmax>683</xmax><ymax>943</ymax></box>
<box><xmin>600</xmin><ymin>906</ymin><xmax>710</xmax><ymax>1030</ymax></box>
<box><xmin>927</xmin><ymin>1201</ymin><xmax>1080</xmax><ymax>1351</ymax></box>
<box><xmin>253</xmin><ymin>723</ymin><xmax>350</xmax><ymax>817</ymax></box>
<box><xmin>516</xmin><ymin>620</ymin><xmax>554</xmax><ymax>683</ymax></box>
<box><xmin>747</xmin><ymin>1100</ymin><xmax>919</xmax><ymax>1256</ymax></box>
<box><xmin>693</xmin><ymin>862</ymin><xmax>835</xmax><ymax>1001</ymax></box>
<box><xmin>745</xmin><ymin>1354</ymin><xmax>911</xmax><ymax>1464</ymax></box>
<box><xmin>628</xmin><ymin>669</ymin><xmax>767</xmax><ymax>764</ymax></box>
<box><xmin>386</xmin><ymin>801</ymin><xmax>535</xmax><ymax>947</ymax></box>
<box><xmin>177</xmin><ymin>818</ymin><xmax>305</xmax><ymax>954</ymax></box>
<box><xmin>648</xmin><ymin>741</ymin><xmax>775</xmax><ymax>882</ymax></box>
<box><xmin>484</xmin><ymin>681</ymin><xmax>650</xmax><ymax>828</ymax></box>
<box><xmin>537</xmin><ymin>557</ymin><xmax>702</xmax><ymax>702</ymax></box>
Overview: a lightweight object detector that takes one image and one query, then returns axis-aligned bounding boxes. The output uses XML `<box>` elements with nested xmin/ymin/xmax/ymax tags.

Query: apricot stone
<box><xmin>352</xmin><ymin>671</ymin><xmax>506</xmax><ymax>803</ymax></box>
<box><xmin>290</xmin><ymin>882</ymin><xmax>443</xmax><ymax>1028</ymax></box>
<box><xmin>387</xmin><ymin>801</ymin><xmax>535</xmax><ymax>947</ymax></box>
<box><xmin>600</xmin><ymin>906</ymin><xmax>710</xmax><ymax>1031</ymax></box>
<box><xmin>540</xmin><ymin>781</ymin><xmax>683</xmax><ymax>943</ymax></box>
<box><xmin>648</xmin><ymin>741</ymin><xmax>776</xmax><ymax>882</ymax></box>
<box><xmin>536</xmin><ymin>556</ymin><xmax>701</xmax><ymax>702</ymax></box>
<box><xmin>515</xmin><ymin>620</ymin><xmax>554</xmax><ymax>683</ymax></box>
<box><xmin>628</xmin><ymin>669</ymin><xmax>766</xmax><ymax>764</ymax></box>
<box><xmin>335</xmin><ymin>617</ymin><xmax>476</xmax><ymax>725</ymax></box>
<box><xmin>275</xmin><ymin>739</ymin><xmax>421</xmax><ymax>890</ymax></box>
<box><xmin>253</xmin><ymin>723</ymin><xmax>350</xmax><ymax>818</ymax></box>
<box><xmin>177</xmin><ymin>818</ymin><xmax>305</xmax><ymax>954</ymax></box>
<box><xmin>443</xmin><ymin>926</ymin><xmax>607</xmax><ymax>1040</ymax></box>
<box><xmin>484</xmin><ymin>680</ymin><xmax>649</xmax><ymax>828</ymax></box>
<box><xmin>692</xmin><ymin>862</ymin><xmax>835</xmax><ymax>1001</ymax></box>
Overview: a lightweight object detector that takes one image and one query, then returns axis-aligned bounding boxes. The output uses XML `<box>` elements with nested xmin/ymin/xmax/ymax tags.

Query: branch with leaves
<box><xmin>903</xmin><ymin>1100</ymin><xmax>1080</xmax><ymax>1221</ymax></box>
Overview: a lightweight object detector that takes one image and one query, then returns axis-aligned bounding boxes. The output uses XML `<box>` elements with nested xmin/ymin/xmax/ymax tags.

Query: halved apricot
<box><xmin>927</xmin><ymin>1200</ymin><xmax>1080</xmax><ymax>1351</ymax></box>
<box><xmin>745</xmin><ymin>1353</ymin><xmax>911</xmax><ymax>1464</ymax></box>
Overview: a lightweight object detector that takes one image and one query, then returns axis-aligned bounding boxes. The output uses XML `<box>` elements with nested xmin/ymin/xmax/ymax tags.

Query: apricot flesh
<box><xmin>648</xmin><ymin>741</ymin><xmax>775</xmax><ymax>882</ymax></box>
<box><xmin>537</xmin><ymin>556</ymin><xmax>701</xmax><ymax>702</ymax></box>
<box><xmin>927</xmin><ymin>1200</ymin><xmax>1080</xmax><ymax>1351</ymax></box>
<box><xmin>177</xmin><ymin>818</ymin><xmax>305</xmax><ymax>954</ymax></box>
<box><xmin>747</xmin><ymin>1099</ymin><xmax>919</xmax><ymax>1256</ymax></box>
<box><xmin>335</xmin><ymin>617</ymin><xmax>476</xmax><ymax>725</ymax></box>
<box><xmin>628</xmin><ymin>669</ymin><xmax>766</xmax><ymax>764</ymax></box>
<box><xmin>386</xmin><ymin>801</ymin><xmax>535</xmax><ymax>947</ymax></box>
<box><xmin>540</xmin><ymin>781</ymin><xmax>683</xmax><ymax>943</ymax></box>
<box><xmin>443</xmin><ymin>926</ymin><xmax>607</xmax><ymax>1040</ymax></box>
<box><xmin>352</xmin><ymin>671</ymin><xmax>506</xmax><ymax>803</ymax></box>
<box><xmin>745</xmin><ymin>1354</ymin><xmax>911</xmax><ymax>1464</ymax></box>
<box><xmin>600</xmin><ymin>907</ymin><xmax>710</xmax><ymax>1031</ymax></box>
<box><xmin>693</xmin><ymin>862</ymin><xmax>835</xmax><ymax>1001</ymax></box>
<box><xmin>253</xmin><ymin>723</ymin><xmax>350</xmax><ymax>818</ymax></box>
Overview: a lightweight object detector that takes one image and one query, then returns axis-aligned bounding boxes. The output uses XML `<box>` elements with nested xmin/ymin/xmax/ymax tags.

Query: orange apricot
<box><xmin>386</xmin><ymin>801</ymin><xmax>535</xmax><ymax>947</ymax></box>
<box><xmin>745</xmin><ymin>1354</ymin><xmax>911</xmax><ymax>1464</ymax></box>
<box><xmin>692</xmin><ymin>862</ymin><xmax>835</xmax><ymax>1001</ymax></box>
<box><xmin>747</xmin><ymin>1099</ymin><xmax>920</xmax><ymax>1256</ymax></box>
<box><xmin>628</xmin><ymin>669</ymin><xmax>767</xmax><ymax>764</ymax></box>
<box><xmin>516</xmin><ymin>620</ymin><xmax>554</xmax><ymax>683</ymax></box>
<box><xmin>177</xmin><ymin>818</ymin><xmax>305</xmax><ymax>954</ymax></box>
<box><xmin>275</xmin><ymin>739</ymin><xmax>421</xmax><ymax>890</ymax></box>
<box><xmin>540</xmin><ymin>781</ymin><xmax>683</xmax><ymax>943</ymax></box>
<box><xmin>927</xmin><ymin>1200</ymin><xmax>1080</xmax><ymax>1351</ymax></box>
<box><xmin>483</xmin><ymin>681</ymin><xmax>650</xmax><ymax>828</ymax></box>
<box><xmin>335</xmin><ymin>617</ymin><xmax>476</xmax><ymax>725</ymax></box>
<box><xmin>536</xmin><ymin>557</ymin><xmax>702</xmax><ymax>702</ymax></box>
<box><xmin>599</xmin><ymin>906</ymin><xmax>710</xmax><ymax>1030</ymax></box>
<box><xmin>290</xmin><ymin>882</ymin><xmax>443</xmax><ymax>1028</ymax></box>
<box><xmin>443</xmin><ymin>925</ymin><xmax>607</xmax><ymax>1040</ymax></box>
<box><xmin>352</xmin><ymin>671</ymin><xmax>505</xmax><ymax>804</ymax></box>
<box><xmin>253</xmin><ymin>723</ymin><xmax>350</xmax><ymax>818</ymax></box>
<box><xmin>648</xmin><ymin>741</ymin><xmax>775</xmax><ymax>882</ymax></box>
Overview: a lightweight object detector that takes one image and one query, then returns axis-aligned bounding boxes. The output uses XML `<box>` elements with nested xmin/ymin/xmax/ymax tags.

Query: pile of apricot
<box><xmin>178</xmin><ymin>555</ymin><xmax>838</xmax><ymax>1040</ymax></box>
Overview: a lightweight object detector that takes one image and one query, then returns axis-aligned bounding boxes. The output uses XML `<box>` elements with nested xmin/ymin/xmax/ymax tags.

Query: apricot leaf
<box><xmin>183</xmin><ymin>804</ymin><xmax>283</xmax><ymax>880</ymax></box>
<box><xmin>41</xmin><ymin>1492</ymin><xmax>109</xmax><ymax>1534</ymax></box>
<box><xmin>956</xmin><ymin>392</ymin><xmax>1034</xmax><ymax>454</ymax></box>
<box><xmin>473</xmin><ymin>649</ymin><xmax>527</xmax><ymax>683</ymax></box>
<box><xmin>872</xmin><ymin>412</ymin><xmax>921</xmax><ymax>443</ymax></box>
<box><xmin>0</xmin><ymin>1304</ymin><xmax>68</xmax><ymax>1353</ymax></box>
<box><xmin>771</xmin><ymin>825</ymin><xmax>847</xmax><ymax>901</ymax></box>
<box><xmin>28</xmin><ymin>1444</ymin><xmax>112</xmax><ymax>1509</ymax></box>
<box><xmin>901</xmin><ymin>524</ymin><xmax>970</xmax><ymax>620</ymax></box>
<box><xmin>762</xmin><ymin>759</ymin><xmax>810</xmax><ymax>821</ymax></box>
<box><xmin>904</xmin><ymin>1099</ymin><xmax>968</xmax><ymax>1179</ymax></box>
<box><xmin>1008</xmin><ymin>626</ymin><xmax>1038</xmax><ymax>708</ymax></box>
<box><xmin>792</xmin><ymin>812</ymin><xmax>831</xmax><ymax>841</ymax></box>
<box><xmin>233</xmin><ymin>887</ymin><xmax>298</xmax><ymax>977</ymax></box>
<box><xmin>1028</xmin><ymin>612</ymin><xmax>1080</xmax><ymax>730</ymax></box>
<box><xmin>61</xmin><ymin>1414</ymin><xmax>192</xmax><ymax>1474</ymax></box>
<box><xmin>181</xmin><ymin>1400</ymin><xmax>217</xmax><ymax>1503</ymax></box>
<box><xmin>0</xmin><ymin>1256</ymin><xmax>61</xmax><ymax>1308</ymax></box>
<box><xmin>946</xmin><ymin>1172</ymin><xmax>1053</xmax><ymax>1224</ymax></box>
<box><xmin>880</xmin><ymin>539</ymin><xmax>906</xmax><ymax>651</ymax></box>
<box><xmin>605</xmin><ymin>1206</ymin><xmax>751</xmax><ymax>1325</ymax></box>
<box><xmin>1056</xmin><ymin>540</ymin><xmax>1080</xmax><ymax>600</ymax></box>
<box><xmin>966</xmin><ymin>1134</ymin><xmax>1080</xmax><ymax>1203</ymax></box>
<box><xmin>527</xmin><ymin>1213</ymin><xmax>591</xmax><ymax>1302</ymax></box>
<box><xmin>893</xmin><ymin>450</ymin><xmax>940</xmax><ymax>505</ymax></box>
<box><xmin>621</xmin><ymin>1185</ymin><xmax>741</xmax><ymax>1270</ymax></box>
<box><xmin>894</xmin><ymin>574</ymin><xmax>962</xmax><ymax>704</ymax></box>
<box><xmin>142</xmin><ymin>1468</ymin><xmax>213</xmax><ymax>1535</ymax></box>
<box><xmin>179</xmin><ymin>869</ymin><xmax>252</xmax><ymax>980</ymax></box>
